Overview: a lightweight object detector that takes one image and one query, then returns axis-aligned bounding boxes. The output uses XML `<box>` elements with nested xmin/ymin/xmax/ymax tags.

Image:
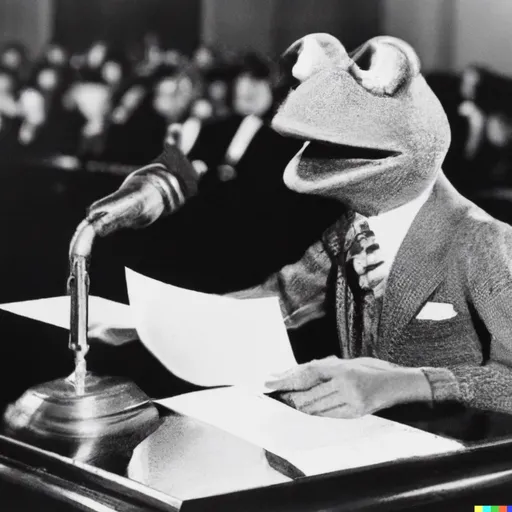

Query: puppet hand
<box><xmin>265</xmin><ymin>357</ymin><xmax>432</xmax><ymax>418</ymax></box>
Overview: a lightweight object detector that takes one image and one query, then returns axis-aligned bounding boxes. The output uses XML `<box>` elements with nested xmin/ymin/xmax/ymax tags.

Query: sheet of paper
<box><xmin>0</xmin><ymin>295</ymin><xmax>132</xmax><ymax>330</ymax></box>
<box><xmin>157</xmin><ymin>387</ymin><xmax>463</xmax><ymax>476</ymax></box>
<box><xmin>125</xmin><ymin>268</ymin><xmax>296</xmax><ymax>389</ymax></box>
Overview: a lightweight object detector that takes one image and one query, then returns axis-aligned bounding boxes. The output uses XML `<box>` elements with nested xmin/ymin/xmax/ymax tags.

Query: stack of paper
<box><xmin>156</xmin><ymin>387</ymin><xmax>462</xmax><ymax>477</ymax></box>
<box><xmin>125</xmin><ymin>268</ymin><xmax>296</xmax><ymax>390</ymax></box>
<box><xmin>0</xmin><ymin>269</ymin><xmax>464</xmax><ymax>479</ymax></box>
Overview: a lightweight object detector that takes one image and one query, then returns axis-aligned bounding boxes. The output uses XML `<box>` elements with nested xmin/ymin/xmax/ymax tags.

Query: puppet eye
<box><xmin>349</xmin><ymin>37</ymin><xmax>420</xmax><ymax>96</ymax></box>
<box><xmin>274</xmin><ymin>42</ymin><xmax>302</xmax><ymax>92</ymax></box>
<box><xmin>291</xmin><ymin>37</ymin><xmax>333</xmax><ymax>82</ymax></box>
<box><xmin>281</xmin><ymin>33</ymin><xmax>350</xmax><ymax>84</ymax></box>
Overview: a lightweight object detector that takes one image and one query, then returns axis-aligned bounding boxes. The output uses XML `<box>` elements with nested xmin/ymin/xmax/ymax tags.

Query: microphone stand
<box><xmin>1</xmin><ymin>218</ymin><xmax>159</xmax><ymax>464</ymax></box>
<box><xmin>67</xmin><ymin>219</ymin><xmax>96</xmax><ymax>395</ymax></box>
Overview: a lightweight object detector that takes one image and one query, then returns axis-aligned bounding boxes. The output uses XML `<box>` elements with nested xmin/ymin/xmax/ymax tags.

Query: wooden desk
<box><xmin>1</xmin><ymin>406</ymin><xmax>512</xmax><ymax>512</ymax></box>
<box><xmin>1</xmin><ymin>308</ymin><xmax>512</xmax><ymax>511</ymax></box>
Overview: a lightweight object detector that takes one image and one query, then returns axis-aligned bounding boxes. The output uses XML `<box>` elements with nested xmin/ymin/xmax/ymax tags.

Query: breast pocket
<box><xmin>399</xmin><ymin>312</ymin><xmax>474</xmax><ymax>366</ymax></box>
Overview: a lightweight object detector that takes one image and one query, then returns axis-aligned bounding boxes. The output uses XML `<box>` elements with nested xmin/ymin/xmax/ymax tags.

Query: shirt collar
<box><xmin>367</xmin><ymin>182</ymin><xmax>434</xmax><ymax>228</ymax></box>
<box><xmin>360</xmin><ymin>182</ymin><xmax>435</xmax><ymax>267</ymax></box>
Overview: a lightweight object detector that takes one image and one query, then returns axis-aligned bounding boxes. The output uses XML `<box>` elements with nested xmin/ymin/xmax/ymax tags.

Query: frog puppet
<box><xmin>86</xmin><ymin>33</ymin><xmax>512</xmax><ymax>418</ymax></box>
<box><xmin>233</xmin><ymin>33</ymin><xmax>512</xmax><ymax>418</ymax></box>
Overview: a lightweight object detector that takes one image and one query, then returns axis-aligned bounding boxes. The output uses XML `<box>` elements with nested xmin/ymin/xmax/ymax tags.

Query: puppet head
<box><xmin>272</xmin><ymin>34</ymin><xmax>451</xmax><ymax>216</ymax></box>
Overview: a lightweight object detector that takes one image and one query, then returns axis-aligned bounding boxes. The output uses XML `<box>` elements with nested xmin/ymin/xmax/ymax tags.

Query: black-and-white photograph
<box><xmin>0</xmin><ymin>1</ymin><xmax>511</xmax><ymax>510</ymax></box>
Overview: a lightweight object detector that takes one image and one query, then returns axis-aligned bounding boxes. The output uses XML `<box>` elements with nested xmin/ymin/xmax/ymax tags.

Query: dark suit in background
<box><xmin>89</xmin><ymin>114</ymin><xmax>343</xmax><ymax>366</ymax></box>
<box><xmin>104</xmin><ymin>115</ymin><xmax>342</xmax><ymax>296</ymax></box>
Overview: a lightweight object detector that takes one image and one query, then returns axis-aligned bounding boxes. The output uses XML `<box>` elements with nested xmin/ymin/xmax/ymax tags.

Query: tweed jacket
<box><xmin>235</xmin><ymin>174</ymin><xmax>512</xmax><ymax>414</ymax></box>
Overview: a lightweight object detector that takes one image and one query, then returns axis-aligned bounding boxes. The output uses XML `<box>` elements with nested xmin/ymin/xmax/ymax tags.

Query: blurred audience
<box><xmin>2</xmin><ymin>34</ymin><xmax>512</xmax><ymax>364</ymax></box>
<box><xmin>424</xmin><ymin>63</ymin><xmax>512</xmax><ymax>205</ymax></box>
<box><xmin>0</xmin><ymin>37</ymin><xmax>511</xmax><ymax>225</ymax></box>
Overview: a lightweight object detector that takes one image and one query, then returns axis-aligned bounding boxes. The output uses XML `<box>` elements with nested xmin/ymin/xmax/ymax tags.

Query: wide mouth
<box><xmin>302</xmin><ymin>140</ymin><xmax>400</xmax><ymax>162</ymax></box>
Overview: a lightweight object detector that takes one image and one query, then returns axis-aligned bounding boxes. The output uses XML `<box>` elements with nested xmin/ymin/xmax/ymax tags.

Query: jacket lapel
<box><xmin>378</xmin><ymin>174</ymin><xmax>468</xmax><ymax>350</ymax></box>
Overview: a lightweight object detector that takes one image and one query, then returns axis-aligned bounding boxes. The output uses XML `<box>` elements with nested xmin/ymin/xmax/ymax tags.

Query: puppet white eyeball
<box><xmin>350</xmin><ymin>40</ymin><xmax>416</xmax><ymax>96</ymax></box>
<box><xmin>292</xmin><ymin>38</ymin><xmax>328</xmax><ymax>82</ymax></box>
<box><xmin>288</xmin><ymin>33</ymin><xmax>351</xmax><ymax>84</ymax></box>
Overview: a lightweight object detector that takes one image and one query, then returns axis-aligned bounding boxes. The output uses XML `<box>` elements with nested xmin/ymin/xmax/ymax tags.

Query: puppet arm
<box><xmin>420</xmin><ymin>222</ymin><xmax>512</xmax><ymax>414</ymax></box>
<box><xmin>151</xmin><ymin>140</ymin><xmax>200</xmax><ymax>199</ymax></box>
<box><xmin>227</xmin><ymin>239</ymin><xmax>332</xmax><ymax>329</ymax></box>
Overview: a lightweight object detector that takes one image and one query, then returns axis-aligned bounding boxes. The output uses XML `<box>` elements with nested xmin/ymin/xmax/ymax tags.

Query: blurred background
<box><xmin>0</xmin><ymin>0</ymin><xmax>511</xmax><ymax>320</ymax></box>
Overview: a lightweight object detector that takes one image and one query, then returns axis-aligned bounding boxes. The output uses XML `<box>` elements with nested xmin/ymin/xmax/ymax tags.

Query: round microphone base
<box><xmin>1</xmin><ymin>373</ymin><xmax>160</xmax><ymax>467</ymax></box>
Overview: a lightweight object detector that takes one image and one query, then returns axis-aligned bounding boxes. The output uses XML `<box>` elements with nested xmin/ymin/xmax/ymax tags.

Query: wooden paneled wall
<box><xmin>201</xmin><ymin>0</ymin><xmax>381</xmax><ymax>57</ymax></box>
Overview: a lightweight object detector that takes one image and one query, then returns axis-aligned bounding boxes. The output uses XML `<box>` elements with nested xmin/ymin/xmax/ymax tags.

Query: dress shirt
<box><xmin>364</xmin><ymin>182</ymin><xmax>434</xmax><ymax>292</ymax></box>
<box><xmin>225</xmin><ymin>115</ymin><xmax>263</xmax><ymax>165</ymax></box>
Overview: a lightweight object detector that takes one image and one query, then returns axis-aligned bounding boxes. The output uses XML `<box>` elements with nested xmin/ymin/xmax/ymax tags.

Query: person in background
<box><xmin>11</xmin><ymin>64</ymin><xmax>80</xmax><ymax>158</ymax></box>
<box><xmin>188</xmin><ymin>53</ymin><xmax>275</xmax><ymax>187</ymax></box>
<box><xmin>100</xmin><ymin>50</ymin><xmax>133</xmax><ymax>117</ymax></box>
<box><xmin>102</xmin><ymin>74</ymin><xmax>158</xmax><ymax>164</ymax></box>
<box><xmin>0</xmin><ymin>67</ymin><xmax>19</xmax><ymax>119</ymax></box>
<box><xmin>460</xmin><ymin>64</ymin><xmax>488</xmax><ymax>103</ymax></box>
<box><xmin>39</xmin><ymin>42</ymin><xmax>75</xmax><ymax>99</ymax></box>
<box><xmin>32</xmin><ymin>62</ymin><xmax>72</xmax><ymax>107</ymax></box>
<box><xmin>458</xmin><ymin>65</ymin><xmax>494</xmax><ymax>164</ymax></box>
<box><xmin>87</xmin><ymin>41</ymin><xmax>109</xmax><ymax>70</ymax></box>
<box><xmin>41</xmin><ymin>42</ymin><xmax>70</xmax><ymax>69</ymax></box>
<box><xmin>458</xmin><ymin>68</ymin><xmax>512</xmax><ymax>195</ymax></box>
<box><xmin>109</xmin><ymin>79</ymin><xmax>148</xmax><ymax>126</ymax></box>
<box><xmin>0</xmin><ymin>67</ymin><xmax>20</xmax><ymax>156</ymax></box>
<box><xmin>103</xmin><ymin>64</ymin><xmax>199</xmax><ymax>165</ymax></box>
<box><xmin>78</xmin><ymin>40</ymin><xmax>110</xmax><ymax>82</ymax></box>
<box><xmin>101</xmin><ymin>51</ymin><xmax>130</xmax><ymax>92</ymax></box>
<box><xmin>0</xmin><ymin>42</ymin><xmax>28</xmax><ymax>82</ymax></box>
<box><xmin>67</xmin><ymin>77</ymin><xmax>111</xmax><ymax>159</ymax></box>
<box><xmin>200</xmin><ymin>63</ymin><xmax>236</xmax><ymax>121</ymax></box>
<box><xmin>152</xmin><ymin>65</ymin><xmax>200</xmax><ymax>124</ymax></box>
<box><xmin>232</xmin><ymin>53</ymin><xmax>274</xmax><ymax>118</ymax></box>
<box><xmin>161</xmin><ymin>49</ymin><xmax>183</xmax><ymax>68</ymax></box>
<box><xmin>192</xmin><ymin>45</ymin><xmax>217</xmax><ymax>73</ymax></box>
<box><xmin>472</xmin><ymin>109</ymin><xmax>512</xmax><ymax>225</ymax></box>
<box><xmin>63</xmin><ymin>48</ymin><xmax>134</xmax><ymax>161</ymax></box>
<box><xmin>485</xmin><ymin>109</ymin><xmax>512</xmax><ymax>187</ymax></box>
<box><xmin>135</xmin><ymin>33</ymin><xmax>164</xmax><ymax>77</ymax></box>
<box><xmin>16</xmin><ymin>88</ymin><xmax>46</xmax><ymax>148</ymax></box>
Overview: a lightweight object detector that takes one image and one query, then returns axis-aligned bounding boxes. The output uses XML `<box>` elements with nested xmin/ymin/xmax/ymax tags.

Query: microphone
<box><xmin>68</xmin><ymin>142</ymin><xmax>199</xmax><ymax>392</ymax></box>
<box><xmin>85</xmin><ymin>142</ymin><xmax>199</xmax><ymax>237</ymax></box>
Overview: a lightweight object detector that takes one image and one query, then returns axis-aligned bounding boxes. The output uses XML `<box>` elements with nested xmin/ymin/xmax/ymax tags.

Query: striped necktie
<box><xmin>344</xmin><ymin>213</ymin><xmax>386</xmax><ymax>356</ymax></box>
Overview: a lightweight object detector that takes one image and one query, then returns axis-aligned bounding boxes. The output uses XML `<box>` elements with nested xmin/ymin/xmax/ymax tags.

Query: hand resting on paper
<box><xmin>88</xmin><ymin>323</ymin><xmax>139</xmax><ymax>346</ymax></box>
<box><xmin>265</xmin><ymin>356</ymin><xmax>432</xmax><ymax>418</ymax></box>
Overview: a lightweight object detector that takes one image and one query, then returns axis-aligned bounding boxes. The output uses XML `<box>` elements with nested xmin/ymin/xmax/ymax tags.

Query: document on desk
<box><xmin>125</xmin><ymin>268</ymin><xmax>297</xmax><ymax>390</ymax></box>
<box><xmin>0</xmin><ymin>295</ymin><xmax>132</xmax><ymax>330</ymax></box>
<box><xmin>127</xmin><ymin>268</ymin><xmax>462</xmax><ymax>477</ymax></box>
<box><xmin>156</xmin><ymin>387</ymin><xmax>463</xmax><ymax>477</ymax></box>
